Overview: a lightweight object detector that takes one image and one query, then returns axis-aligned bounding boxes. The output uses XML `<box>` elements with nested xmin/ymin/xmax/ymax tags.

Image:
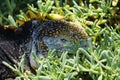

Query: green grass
<box><xmin>1</xmin><ymin>0</ymin><xmax>120</xmax><ymax>80</ymax></box>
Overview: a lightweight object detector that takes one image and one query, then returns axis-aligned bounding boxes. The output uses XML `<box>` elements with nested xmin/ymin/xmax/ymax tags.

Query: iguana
<box><xmin>0</xmin><ymin>19</ymin><xmax>89</xmax><ymax>79</ymax></box>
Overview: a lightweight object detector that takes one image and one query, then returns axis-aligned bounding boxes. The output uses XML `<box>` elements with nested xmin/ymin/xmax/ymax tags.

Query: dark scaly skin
<box><xmin>0</xmin><ymin>19</ymin><xmax>89</xmax><ymax>79</ymax></box>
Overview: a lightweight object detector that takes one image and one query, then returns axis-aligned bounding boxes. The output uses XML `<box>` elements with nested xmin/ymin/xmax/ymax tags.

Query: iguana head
<box><xmin>18</xmin><ymin>19</ymin><xmax>90</xmax><ymax>69</ymax></box>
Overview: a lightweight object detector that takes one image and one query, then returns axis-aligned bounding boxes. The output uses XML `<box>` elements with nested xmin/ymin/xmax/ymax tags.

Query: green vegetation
<box><xmin>1</xmin><ymin>0</ymin><xmax>120</xmax><ymax>80</ymax></box>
